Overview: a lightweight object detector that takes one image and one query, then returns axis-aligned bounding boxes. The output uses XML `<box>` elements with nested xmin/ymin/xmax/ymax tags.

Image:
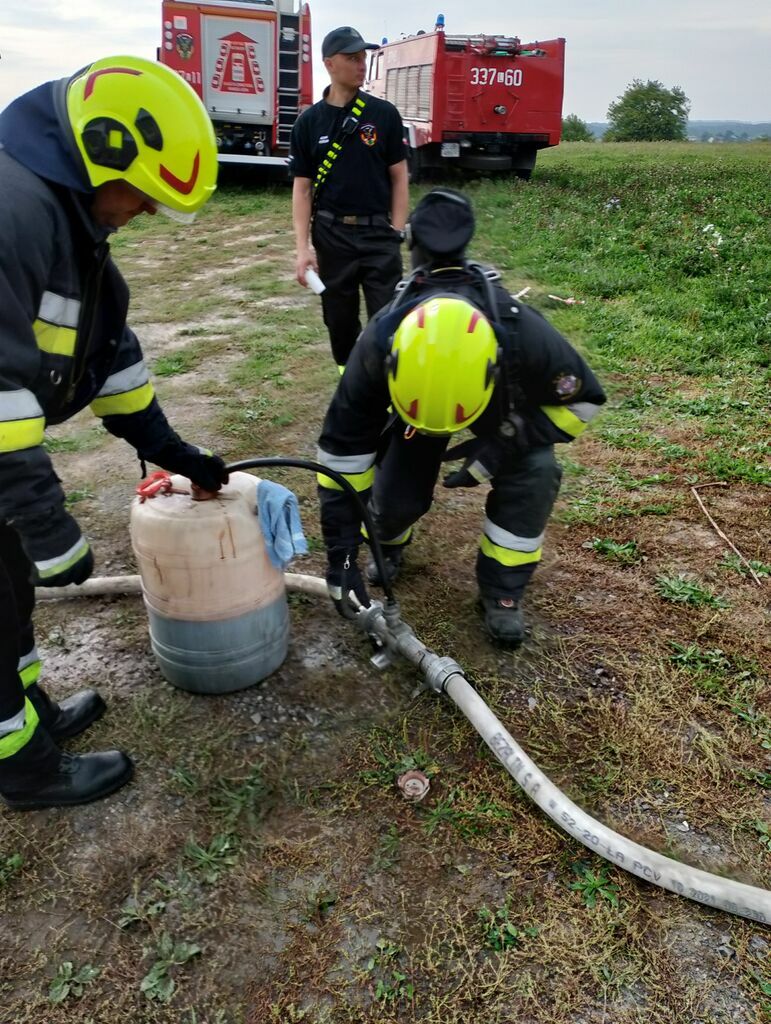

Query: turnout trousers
<box><xmin>0</xmin><ymin>525</ymin><xmax>40</xmax><ymax>758</ymax></box>
<box><xmin>311</xmin><ymin>216</ymin><xmax>402</xmax><ymax>367</ymax></box>
<box><xmin>366</xmin><ymin>429</ymin><xmax>563</xmax><ymax>602</ymax></box>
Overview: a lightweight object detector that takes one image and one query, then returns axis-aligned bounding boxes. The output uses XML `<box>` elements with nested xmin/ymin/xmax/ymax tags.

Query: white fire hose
<box><xmin>39</xmin><ymin>574</ymin><xmax>771</xmax><ymax>926</ymax></box>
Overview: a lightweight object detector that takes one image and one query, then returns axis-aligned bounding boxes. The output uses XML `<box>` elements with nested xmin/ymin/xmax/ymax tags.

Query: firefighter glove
<box><xmin>149</xmin><ymin>440</ymin><xmax>229</xmax><ymax>492</ymax></box>
<box><xmin>326</xmin><ymin>546</ymin><xmax>370</xmax><ymax>620</ymax></box>
<box><xmin>10</xmin><ymin>504</ymin><xmax>94</xmax><ymax>588</ymax></box>
<box><xmin>443</xmin><ymin>419</ymin><xmax>528</xmax><ymax>489</ymax></box>
<box><xmin>442</xmin><ymin>437</ymin><xmax>509</xmax><ymax>488</ymax></box>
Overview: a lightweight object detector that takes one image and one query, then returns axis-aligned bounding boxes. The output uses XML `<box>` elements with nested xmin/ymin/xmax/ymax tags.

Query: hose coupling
<box><xmin>423</xmin><ymin>655</ymin><xmax>467</xmax><ymax>695</ymax></box>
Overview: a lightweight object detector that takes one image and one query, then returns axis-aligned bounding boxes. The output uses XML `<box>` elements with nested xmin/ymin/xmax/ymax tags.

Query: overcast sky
<box><xmin>2</xmin><ymin>0</ymin><xmax>770</xmax><ymax>120</ymax></box>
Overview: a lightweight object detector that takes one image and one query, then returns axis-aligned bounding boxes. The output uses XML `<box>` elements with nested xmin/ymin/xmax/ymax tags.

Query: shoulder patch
<box><xmin>553</xmin><ymin>372</ymin><xmax>581</xmax><ymax>400</ymax></box>
<box><xmin>359</xmin><ymin>124</ymin><xmax>377</xmax><ymax>146</ymax></box>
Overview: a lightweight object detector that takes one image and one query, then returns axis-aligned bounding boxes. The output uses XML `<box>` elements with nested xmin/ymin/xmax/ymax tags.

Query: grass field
<box><xmin>0</xmin><ymin>142</ymin><xmax>768</xmax><ymax>1023</ymax></box>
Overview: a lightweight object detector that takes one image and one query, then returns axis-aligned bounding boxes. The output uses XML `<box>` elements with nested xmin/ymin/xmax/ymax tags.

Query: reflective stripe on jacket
<box><xmin>0</xmin><ymin>150</ymin><xmax>175</xmax><ymax>519</ymax></box>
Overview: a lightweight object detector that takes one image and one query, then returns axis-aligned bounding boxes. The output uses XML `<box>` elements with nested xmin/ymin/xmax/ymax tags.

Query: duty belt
<box><xmin>315</xmin><ymin>210</ymin><xmax>390</xmax><ymax>227</ymax></box>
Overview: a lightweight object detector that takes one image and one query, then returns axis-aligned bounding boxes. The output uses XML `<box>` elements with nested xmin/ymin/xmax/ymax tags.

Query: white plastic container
<box><xmin>129</xmin><ymin>472</ymin><xmax>288</xmax><ymax>694</ymax></box>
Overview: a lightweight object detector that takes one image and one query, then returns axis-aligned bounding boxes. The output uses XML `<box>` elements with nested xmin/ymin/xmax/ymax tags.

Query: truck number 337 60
<box><xmin>470</xmin><ymin>67</ymin><xmax>523</xmax><ymax>87</ymax></box>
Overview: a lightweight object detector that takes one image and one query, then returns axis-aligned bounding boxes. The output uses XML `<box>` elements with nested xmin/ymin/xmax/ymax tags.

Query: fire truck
<box><xmin>159</xmin><ymin>0</ymin><xmax>313</xmax><ymax>167</ymax></box>
<box><xmin>366</xmin><ymin>18</ymin><xmax>565</xmax><ymax>179</ymax></box>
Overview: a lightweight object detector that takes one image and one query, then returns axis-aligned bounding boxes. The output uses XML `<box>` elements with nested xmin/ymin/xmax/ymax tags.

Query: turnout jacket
<box><xmin>317</xmin><ymin>265</ymin><xmax>606</xmax><ymax>549</ymax></box>
<box><xmin>0</xmin><ymin>82</ymin><xmax>192</xmax><ymax>521</ymax></box>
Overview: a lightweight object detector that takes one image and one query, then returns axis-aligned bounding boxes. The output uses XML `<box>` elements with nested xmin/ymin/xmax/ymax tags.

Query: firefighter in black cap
<box><xmin>315</xmin><ymin>189</ymin><xmax>606</xmax><ymax>647</ymax></box>
<box><xmin>290</xmin><ymin>26</ymin><xmax>409</xmax><ymax>371</ymax></box>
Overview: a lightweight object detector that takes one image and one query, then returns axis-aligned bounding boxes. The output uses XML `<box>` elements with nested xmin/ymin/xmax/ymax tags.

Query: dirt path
<box><xmin>0</xmin><ymin>186</ymin><xmax>768</xmax><ymax>1024</ymax></box>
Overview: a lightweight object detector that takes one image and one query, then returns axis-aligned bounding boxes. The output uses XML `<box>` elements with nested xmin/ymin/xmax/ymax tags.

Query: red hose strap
<box><xmin>135</xmin><ymin>470</ymin><xmax>189</xmax><ymax>502</ymax></box>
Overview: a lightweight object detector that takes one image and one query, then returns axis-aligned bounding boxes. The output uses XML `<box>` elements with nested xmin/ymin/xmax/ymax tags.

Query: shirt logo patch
<box><xmin>359</xmin><ymin>124</ymin><xmax>377</xmax><ymax>147</ymax></box>
<box><xmin>554</xmin><ymin>373</ymin><xmax>581</xmax><ymax>399</ymax></box>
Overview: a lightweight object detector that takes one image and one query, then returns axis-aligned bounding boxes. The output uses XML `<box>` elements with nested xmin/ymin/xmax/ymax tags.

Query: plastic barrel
<box><xmin>130</xmin><ymin>471</ymin><xmax>289</xmax><ymax>694</ymax></box>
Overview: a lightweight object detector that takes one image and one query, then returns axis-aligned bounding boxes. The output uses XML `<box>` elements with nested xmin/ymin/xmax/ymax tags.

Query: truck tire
<box><xmin>512</xmin><ymin>146</ymin><xmax>537</xmax><ymax>181</ymax></box>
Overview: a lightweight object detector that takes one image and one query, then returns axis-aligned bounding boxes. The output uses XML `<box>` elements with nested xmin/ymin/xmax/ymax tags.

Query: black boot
<box><xmin>366</xmin><ymin>547</ymin><xmax>404</xmax><ymax>587</ymax></box>
<box><xmin>0</xmin><ymin>725</ymin><xmax>133</xmax><ymax>811</ymax></box>
<box><xmin>480</xmin><ymin>596</ymin><xmax>526</xmax><ymax>649</ymax></box>
<box><xmin>26</xmin><ymin>683</ymin><xmax>106</xmax><ymax>742</ymax></box>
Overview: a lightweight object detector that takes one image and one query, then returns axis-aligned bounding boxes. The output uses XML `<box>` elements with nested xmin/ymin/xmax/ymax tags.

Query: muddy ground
<box><xmin>0</xmin><ymin>185</ymin><xmax>768</xmax><ymax>1024</ymax></box>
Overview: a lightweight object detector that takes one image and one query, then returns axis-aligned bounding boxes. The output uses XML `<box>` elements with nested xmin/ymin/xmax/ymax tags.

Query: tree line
<box><xmin>563</xmin><ymin>79</ymin><xmax>690</xmax><ymax>142</ymax></box>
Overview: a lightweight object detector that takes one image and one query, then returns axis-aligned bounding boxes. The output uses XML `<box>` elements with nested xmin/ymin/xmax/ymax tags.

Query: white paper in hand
<box><xmin>304</xmin><ymin>268</ymin><xmax>326</xmax><ymax>294</ymax></box>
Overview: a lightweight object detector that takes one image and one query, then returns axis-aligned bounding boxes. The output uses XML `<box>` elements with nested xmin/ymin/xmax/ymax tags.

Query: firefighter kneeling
<box><xmin>317</xmin><ymin>188</ymin><xmax>606</xmax><ymax>647</ymax></box>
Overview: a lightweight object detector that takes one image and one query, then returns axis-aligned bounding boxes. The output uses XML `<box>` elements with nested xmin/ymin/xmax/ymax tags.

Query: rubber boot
<box><xmin>366</xmin><ymin>546</ymin><xmax>404</xmax><ymax>588</ymax></box>
<box><xmin>480</xmin><ymin>596</ymin><xmax>526</xmax><ymax>649</ymax></box>
<box><xmin>0</xmin><ymin>725</ymin><xmax>133</xmax><ymax>811</ymax></box>
<box><xmin>26</xmin><ymin>683</ymin><xmax>106</xmax><ymax>743</ymax></box>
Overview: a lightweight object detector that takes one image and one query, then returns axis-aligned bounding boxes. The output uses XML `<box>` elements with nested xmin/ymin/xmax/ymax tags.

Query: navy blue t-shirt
<box><xmin>289</xmin><ymin>91</ymin><xmax>406</xmax><ymax>216</ymax></box>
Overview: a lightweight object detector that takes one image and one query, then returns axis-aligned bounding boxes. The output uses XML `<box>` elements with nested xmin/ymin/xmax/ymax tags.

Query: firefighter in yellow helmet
<box><xmin>317</xmin><ymin>188</ymin><xmax>606</xmax><ymax>646</ymax></box>
<box><xmin>0</xmin><ymin>57</ymin><xmax>226</xmax><ymax>810</ymax></box>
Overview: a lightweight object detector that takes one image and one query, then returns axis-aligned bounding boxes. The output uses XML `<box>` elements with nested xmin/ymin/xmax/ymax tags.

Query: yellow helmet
<box><xmin>387</xmin><ymin>296</ymin><xmax>499</xmax><ymax>435</ymax></box>
<box><xmin>66</xmin><ymin>55</ymin><xmax>217</xmax><ymax>219</ymax></box>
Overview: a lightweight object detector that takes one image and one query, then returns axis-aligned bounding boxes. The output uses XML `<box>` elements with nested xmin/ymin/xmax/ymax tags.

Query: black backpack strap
<box><xmin>464</xmin><ymin>262</ymin><xmax>526</xmax><ymax>420</ymax></box>
<box><xmin>312</xmin><ymin>94</ymin><xmax>367</xmax><ymax>217</ymax></box>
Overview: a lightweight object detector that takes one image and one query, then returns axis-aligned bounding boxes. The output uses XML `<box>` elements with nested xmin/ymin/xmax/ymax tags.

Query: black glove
<box><xmin>326</xmin><ymin>546</ymin><xmax>370</xmax><ymax>620</ymax></box>
<box><xmin>149</xmin><ymin>441</ymin><xmax>229</xmax><ymax>492</ymax></box>
<box><xmin>10</xmin><ymin>504</ymin><xmax>94</xmax><ymax>587</ymax></box>
<box><xmin>442</xmin><ymin>438</ymin><xmax>509</xmax><ymax>488</ymax></box>
<box><xmin>443</xmin><ymin>418</ymin><xmax>528</xmax><ymax>489</ymax></box>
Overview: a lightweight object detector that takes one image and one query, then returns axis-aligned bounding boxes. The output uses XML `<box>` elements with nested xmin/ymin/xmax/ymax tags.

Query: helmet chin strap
<box><xmin>151</xmin><ymin>199</ymin><xmax>197</xmax><ymax>224</ymax></box>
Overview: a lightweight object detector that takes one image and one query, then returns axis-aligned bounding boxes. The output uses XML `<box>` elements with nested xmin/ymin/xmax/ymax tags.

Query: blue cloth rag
<box><xmin>256</xmin><ymin>479</ymin><xmax>309</xmax><ymax>570</ymax></box>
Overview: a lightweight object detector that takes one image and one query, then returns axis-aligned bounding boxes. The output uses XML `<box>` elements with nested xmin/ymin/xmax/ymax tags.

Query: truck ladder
<box><xmin>277</xmin><ymin>13</ymin><xmax>300</xmax><ymax>151</ymax></box>
<box><xmin>443</xmin><ymin>33</ymin><xmax>521</xmax><ymax>54</ymax></box>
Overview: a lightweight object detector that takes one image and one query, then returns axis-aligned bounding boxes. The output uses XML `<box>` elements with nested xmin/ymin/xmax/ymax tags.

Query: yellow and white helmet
<box><xmin>66</xmin><ymin>55</ymin><xmax>217</xmax><ymax>220</ymax></box>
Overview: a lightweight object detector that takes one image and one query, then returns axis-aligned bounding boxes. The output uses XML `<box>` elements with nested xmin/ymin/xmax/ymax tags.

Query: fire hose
<box><xmin>37</xmin><ymin>457</ymin><xmax>771</xmax><ymax>926</ymax></box>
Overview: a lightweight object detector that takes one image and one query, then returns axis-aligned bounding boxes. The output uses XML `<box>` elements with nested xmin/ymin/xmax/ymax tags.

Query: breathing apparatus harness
<box><xmin>381</xmin><ymin>261</ymin><xmax>527</xmax><ymax>454</ymax></box>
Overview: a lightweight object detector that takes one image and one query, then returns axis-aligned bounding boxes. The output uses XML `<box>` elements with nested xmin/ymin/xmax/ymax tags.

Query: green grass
<box><xmin>5</xmin><ymin>144</ymin><xmax>770</xmax><ymax>1024</ymax></box>
<box><xmin>590</xmin><ymin>538</ymin><xmax>643</xmax><ymax>565</ymax></box>
<box><xmin>654</xmin><ymin>573</ymin><xmax>729</xmax><ymax>608</ymax></box>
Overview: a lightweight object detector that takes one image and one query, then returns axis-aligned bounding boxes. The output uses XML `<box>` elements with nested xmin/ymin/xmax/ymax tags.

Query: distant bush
<box><xmin>605</xmin><ymin>80</ymin><xmax>690</xmax><ymax>141</ymax></box>
<box><xmin>562</xmin><ymin>114</ymin><xmax>594</xmax><ymax>142</ymax></box>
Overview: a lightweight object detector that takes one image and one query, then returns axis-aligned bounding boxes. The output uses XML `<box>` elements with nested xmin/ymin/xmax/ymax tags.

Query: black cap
<box><xmin>322</xmin><ymin>26</ymin><xmax>378</xmax><ymax>59</ymax></box>
<box><xmin>407</xmin><ymin>189</ymin><xmax>476</xmax><ymax>256</ymax></box>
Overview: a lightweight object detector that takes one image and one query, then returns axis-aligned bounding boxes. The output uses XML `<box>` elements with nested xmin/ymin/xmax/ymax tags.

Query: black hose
<box><xmin>225</xmin><ymin>457</ymin><xmax>396</xmax><ymax>606</ymax></box>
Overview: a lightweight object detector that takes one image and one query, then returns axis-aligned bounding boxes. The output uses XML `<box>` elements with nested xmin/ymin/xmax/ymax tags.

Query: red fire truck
<box><xmin>366</xmin><ymin>20</ymin><xmax>564</xmax><ymax>179</ymax></box>
<box><xmin>159</xmin><ymin>0</ymin><xmax>313</xmax><ymax>167</ymax></box>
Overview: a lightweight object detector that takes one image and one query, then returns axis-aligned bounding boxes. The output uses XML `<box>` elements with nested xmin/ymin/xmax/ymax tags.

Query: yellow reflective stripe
<box><xmin>19</xmin><ymin>661</ymin><xmax>41</xmax><ymax>689</ymax></box>
<box><xmin>90</xmin><ymin>381</ymin><xmax>154</xmax><ymax>417</ymax></box>
<box><xmin>361</xmin><ymin>524</ymin><xmax>412</xmax><ymax>545</ymax></box>
<box><xmin>36</xmin><ymin>538</ymin><xmax>90</xmax><ymax>580</ymax></box>
<box><xmin>315</xmin><ymin>97</ymin><xmax>366</xmax><ymax>189</ymax></box>
<box><xmin>0</xmin><ymin>699</ymin><xmax>39</xmax><ymax>760</ymax></box>
<box><xmin>542</xmin><ymin>404</ymin><xmax>588</xmax><ymax>438</ymax></box>
<box><xmin>479</xmin><ymin>535</ymin><xmax>542</xmax><ymax>567</ymax></box>
<box><xmin>0</xmin><ymin>416</ymin><xmax>45</xmax><ymax>453</ymax></box>
<box><xmin>33</xmin><ymin>319</ymin><xmax>77</xmax><ymax>356</ymax></box>
<box><xmin>317</xmin><ymin>467</ymin><xmax>375</xmax><ymax>492</ymax></box>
